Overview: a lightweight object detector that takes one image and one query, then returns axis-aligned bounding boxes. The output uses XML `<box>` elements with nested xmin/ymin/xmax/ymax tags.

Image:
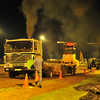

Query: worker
<box><xmin>33</xmin><ymin>54</ymin><xmax>43</xmax><ymax>88</ymax></box>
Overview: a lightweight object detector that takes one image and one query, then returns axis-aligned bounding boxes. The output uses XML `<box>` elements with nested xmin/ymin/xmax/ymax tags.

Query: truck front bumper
<box><xmin>4</xmin><ymin>67</ymin><xmax>35</xmax><ymax>72</ymax></box>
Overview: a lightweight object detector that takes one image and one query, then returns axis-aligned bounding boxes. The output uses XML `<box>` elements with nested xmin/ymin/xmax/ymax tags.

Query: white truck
<box><xmin>4</xmin><ymin>38</ymin><xmax>43</xmax><ymax>78</ymax></box>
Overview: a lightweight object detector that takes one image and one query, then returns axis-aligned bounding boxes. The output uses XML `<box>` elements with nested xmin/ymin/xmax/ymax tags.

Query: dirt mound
<box><xmin>75</xmin><ymin>80</ymin><xmax>100</xmax><ymax>100</ymax></box>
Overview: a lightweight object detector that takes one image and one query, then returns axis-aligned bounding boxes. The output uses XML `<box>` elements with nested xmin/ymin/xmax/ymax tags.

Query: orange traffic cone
<box><xmin>84</xmin><ymin>69</ymin><xmax>86</xmax><ymax>75</ymax></box>
<box><xmin>93</xmin><ymin>68</ymin><xmax>95</xmax><ymax>73</ymax></box>
<box><xmin>23</xmin><ymin>73</ymin><xmax>29</xmax><ymax>88</ymax></box>
<box><xmin>59</xmin><ymin>70</ymin><xmax>62</xmax><ymax>79</ymax></box>
<box><xmin>35</xmin><ymin>69</ymin><xmax>39</xmax><ymax>82</ymax></box>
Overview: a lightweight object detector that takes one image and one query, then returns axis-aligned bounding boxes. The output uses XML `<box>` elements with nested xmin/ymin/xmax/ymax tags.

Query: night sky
<box><xmin>0</xmin><ymin>0</ymin><xmax>100</xmax><ymax>60</ymax></box>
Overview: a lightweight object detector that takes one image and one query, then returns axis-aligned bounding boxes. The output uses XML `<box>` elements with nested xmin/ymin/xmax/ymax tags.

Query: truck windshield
<box><xmin>5</xmin><ymin>41</ymin><xmax>32</xmax><ymax>52</ymax></box>
<box><xmin>63</xmin><ymin>48</ymin><xmax>76</xmax><ymax>54</ymax></box>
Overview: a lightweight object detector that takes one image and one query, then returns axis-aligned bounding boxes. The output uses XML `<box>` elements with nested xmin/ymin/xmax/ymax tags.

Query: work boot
<box><xmin>33</xmin><ymin>81</ymin><xmax>38</xmax><ymax>86</ymax></box>
<box><xmin>39</xmin><ymin>84</ymin><xmax>42</xmax><ymax>88</ymax></box>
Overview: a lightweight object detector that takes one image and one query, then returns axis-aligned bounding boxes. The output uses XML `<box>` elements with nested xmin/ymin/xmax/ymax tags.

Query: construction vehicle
<box><xmin>87</xmin><ymin>57</ymin><xmax>100</xmax><ymax>69</ymax></box>
<box><xmin>87</xmin><ymin>42</ymin><xmax>100</xmax><ymax>69</ymax></box>
<box><xmin>79</xmin><ymin>51</ymin><xmax>87</xmax><ymax>67</ymax></box>
<box><xmin>61</xmin><ymin>41</ymin><xmax>79</xmax><ymax>67</ymax></box>
<box><xmin>43</xmin><ymin>41</ymin><xmax>79</xmax><ymax>76</ymax></box>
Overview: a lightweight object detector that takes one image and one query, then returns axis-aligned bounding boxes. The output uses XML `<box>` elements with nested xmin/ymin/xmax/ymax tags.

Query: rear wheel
<box><xmin>87</xmin><ymin>63</ymin><xmax>92</xmax><ymax>69</ymax></box>
<box><xmin>72</xmin><ymin>66</ymin><xmax>76</xmax><ymax>75</ymax></box>
<box><xmin>9</xmin><ymin>71</ymin><xmax>15</xmax><ymax>78</ymax></box>
<box><xmin>47</xmin><ymin>67</ymin><xmax>53</xmax><ymax>78</ymax></box>
<box><xmin>96</xmin><ymin>64</ymin><xmax>99</xmax><ymax>69</ymax></box>
<box><xmin>61</xmin><ymin>65</ymin><xmax>67</xmax><ymax>76</ymax></box>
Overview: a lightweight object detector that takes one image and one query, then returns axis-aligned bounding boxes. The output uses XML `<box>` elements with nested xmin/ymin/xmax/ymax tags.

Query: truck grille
<box><xmin>13</xmin><ymin>63</ymin><xmax>24</xmax><ymax>67</ymax></box>
<box><xmin>6</xmin><ymin>54</ymin><xmax>32</xmax><ymax>62</ymax></box>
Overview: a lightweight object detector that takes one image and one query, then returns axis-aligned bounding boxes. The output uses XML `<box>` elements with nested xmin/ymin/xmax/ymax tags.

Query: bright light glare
<box><xmin>40</xmin><ymin>36</ymin><xmax>45</xmax><ymax>40</ymax></box>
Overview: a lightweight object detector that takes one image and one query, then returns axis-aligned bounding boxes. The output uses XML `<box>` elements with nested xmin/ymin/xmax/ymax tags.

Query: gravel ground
<box><xmin>0</xmin><ymin>65</ymin><xmax>96</xmax><ymax>100</ymax></box>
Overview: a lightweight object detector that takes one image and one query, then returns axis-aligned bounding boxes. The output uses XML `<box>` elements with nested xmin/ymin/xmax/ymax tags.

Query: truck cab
<box><xmin>4</xmin><ymin>38</ymin><xmax>42</xmax><ymax>78</ymax></box>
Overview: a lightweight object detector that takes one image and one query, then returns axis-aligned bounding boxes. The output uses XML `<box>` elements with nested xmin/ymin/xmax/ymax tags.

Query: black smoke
<box><xmin>22</xmin><ymin>0</ymin><xmax>100</xmax><ymax>60</ymax></box>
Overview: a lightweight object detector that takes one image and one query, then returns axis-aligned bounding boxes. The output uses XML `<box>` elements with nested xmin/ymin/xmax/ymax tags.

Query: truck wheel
<box><xmin>73</xmin><ymin>66</ymin><xmax>75</xmax><ymax>75</ymax></box>
<box><xmin>87</xmin><ymin>63</ymin><xmax>90</xmax><ymax>69</ymax></box>
<box><xmin>98</xmin><ymin>65</ymin><xmax>100</xmax><ymax>69</ymax></box>
<box><xmin>47</xmin><ymin>68</ymin><xmax>53</xmax><ymax>78</ymax></box>
<box><xmin>61</xmin><ymin>65</ymin><xmax>66</xmax><ymax>76</ymax></box>
<box><xmin>9</xmin><ymin>71</ymin><xmax>15</xmax><ymax>78</ymax></box>
<box><xmin>96</xmin><ymin>64</ymin><xmax>99</xmax><ymax>69</ymax></box>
